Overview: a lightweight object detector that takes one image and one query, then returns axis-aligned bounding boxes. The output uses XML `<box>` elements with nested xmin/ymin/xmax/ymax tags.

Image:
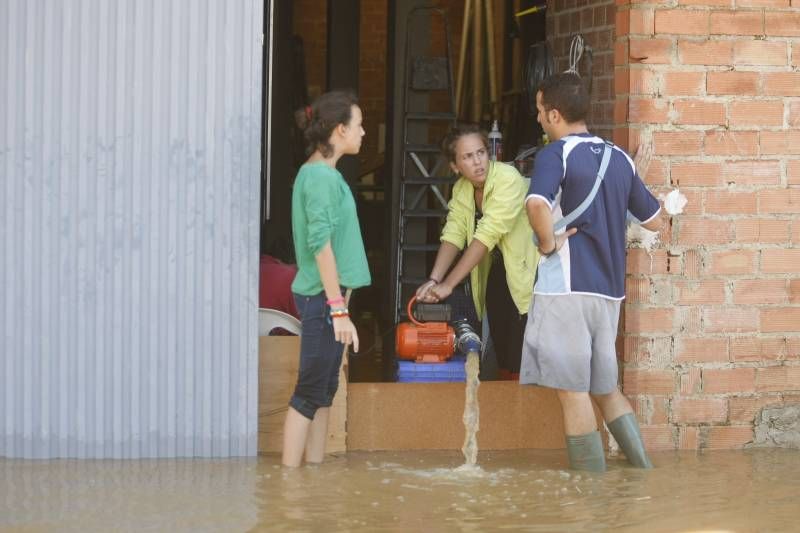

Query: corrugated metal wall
<box><xmin>0</xmin><ymin>0</ymin><xmax>264</xmax><ymax>458</ymax></box>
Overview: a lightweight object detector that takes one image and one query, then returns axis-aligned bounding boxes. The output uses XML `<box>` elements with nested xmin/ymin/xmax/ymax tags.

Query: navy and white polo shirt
<box><xmin>526</xmin><ymin>133</ymin><xmax>660</xmax><ymax>300</ymax></box>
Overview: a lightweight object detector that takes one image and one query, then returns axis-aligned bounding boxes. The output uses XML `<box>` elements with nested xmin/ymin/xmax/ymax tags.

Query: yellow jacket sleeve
<box><xmin>439</xmin><ymin>179</ymin><xmax>471</xmax><ymax>250</ymax></box>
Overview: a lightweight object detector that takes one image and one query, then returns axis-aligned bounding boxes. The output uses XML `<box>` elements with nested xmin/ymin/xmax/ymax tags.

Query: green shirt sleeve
<box><xmin>473</xmin><ymin>165</ymin><xmax>525</xmax><ymax>251</ymax></box>
<box><xmin>303</xmin><ymin>168</ymin><xmax>340</xmax><ymax>256</ymax></box>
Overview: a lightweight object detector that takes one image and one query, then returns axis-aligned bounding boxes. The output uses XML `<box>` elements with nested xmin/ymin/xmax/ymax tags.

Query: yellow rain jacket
<box><xmin>440</xmin><ymin>161</ymin><xmax>538</xmax><ymax>318</ymax></box>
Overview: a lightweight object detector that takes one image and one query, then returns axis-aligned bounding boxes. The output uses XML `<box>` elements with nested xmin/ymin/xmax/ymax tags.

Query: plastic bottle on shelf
<box><xmin>488</xmin><ymin>120</ymin><xmax>503</xmax><ymax>162</ymax></box>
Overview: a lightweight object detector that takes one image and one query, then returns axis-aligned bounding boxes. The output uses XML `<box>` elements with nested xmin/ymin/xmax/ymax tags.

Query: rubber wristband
<box><xmin>326</xmin><ymin>296</ymin><xmax>345</xmax><ymax>305</ymax></box>
<box><xmin>541</xmin><ymin>246</ymin><xmax>557</xmax><ymax>257</ymax></box>
<box><xmin>541</xmin><ymin>233</ymin><xmax>558</xmax><ymax>257</ymax></box>
<box><xmin>428</xmin><ymin>276</ymin><xmax>440</xmax><ymax>284</ymax></box>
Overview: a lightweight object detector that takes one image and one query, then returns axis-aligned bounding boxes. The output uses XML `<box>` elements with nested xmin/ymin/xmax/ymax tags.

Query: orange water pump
<box><xmin>395</xmin><ymin>296</ymin><xmax>466</xmax><ymax>363</ymax></box>
<box><xmin>395</xmin><ymin>296</ymin><xmax>456</xmax><ymax>362</ymax></box>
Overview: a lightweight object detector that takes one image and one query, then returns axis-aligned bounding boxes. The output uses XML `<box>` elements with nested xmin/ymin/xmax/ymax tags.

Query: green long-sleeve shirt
<box><xmin>290</xmin><ymin>162</ymin><xmax>371</xmax><ymax>295</ymax></box>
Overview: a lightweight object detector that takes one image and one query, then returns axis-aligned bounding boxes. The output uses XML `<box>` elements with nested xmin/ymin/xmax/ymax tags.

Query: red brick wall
<box><xmin>293</xmin><ymin>2</ymin><xmax>388</xmax><ymax>170</ymax></box>
<box><xmin>292</xmin><ymin>1</ymin><xmax>327</xmax><ymax>100</ymax></box>
<box><xmin>547</xmin><ymin>0</ymin><xmax>617</xmax><ymax>139</ymax></box>
<box><xmin>359</xmin><ymin>0</ymin><xmax>388</xmax><ymax>171</ymax></box>
<box><xmin>616</xmin><ymin>1</ymin><xmax>800</xmax><ymax>450</ymax></box>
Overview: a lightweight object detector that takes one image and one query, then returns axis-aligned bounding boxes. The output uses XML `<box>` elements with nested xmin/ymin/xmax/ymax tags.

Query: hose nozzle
<box><xmin>452</xmin><ymin>319</ymin><xmax>482</xmax><ymax>355</ymax></box>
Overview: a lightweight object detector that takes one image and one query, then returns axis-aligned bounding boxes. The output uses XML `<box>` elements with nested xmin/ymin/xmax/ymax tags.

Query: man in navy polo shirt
<box><xmin>523</xmin><ymin>72</ymin><xmax>662</xmax><ymax>472</ymax></box>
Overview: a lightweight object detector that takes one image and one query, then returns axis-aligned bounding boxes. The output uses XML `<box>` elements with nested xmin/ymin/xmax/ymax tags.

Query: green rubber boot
<box><xmin>607</xmin><ymin>413</ymin><xmax>653</xmax><ymax>468</ymax></box>
<box><xmin>565</xmin><ymin>430</ymin><xmax>606</xmax><ymax>473</ymax></box>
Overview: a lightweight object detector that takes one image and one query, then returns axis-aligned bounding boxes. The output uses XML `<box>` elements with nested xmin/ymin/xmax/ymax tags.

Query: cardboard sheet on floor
<box><xmin>347</xmin><ymin>382</ymin><xmax>605</xmax><ymax>451</ymax></box>
<box><xmin>259</xmin><ymin>336</ymin><xmax>604</xmax><ymax>453</ymax></box>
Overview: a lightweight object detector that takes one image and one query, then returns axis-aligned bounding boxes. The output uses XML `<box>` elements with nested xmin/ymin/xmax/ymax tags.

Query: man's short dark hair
<box><xmin>537</xmin><ymin>72</ymin><xmax>589</xmax><ymax>124</ymax></box>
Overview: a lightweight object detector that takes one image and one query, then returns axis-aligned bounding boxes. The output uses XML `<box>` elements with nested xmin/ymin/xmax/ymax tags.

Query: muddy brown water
<box><xmin>2</xmin><ymin>449</ymin><xmax>799</xmax><ymax>532</ymax></box>
<box><xmin>461</xmin><ymin>351</ymin><xmax>481</xmax><ymax>466</ymax></box>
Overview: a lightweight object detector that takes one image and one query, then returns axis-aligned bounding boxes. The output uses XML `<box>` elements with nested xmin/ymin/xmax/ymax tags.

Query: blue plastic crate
<box><xmin>396</xmin><ymin>355</ymin><xmax>466</xmax><ymax>383</ymax></box>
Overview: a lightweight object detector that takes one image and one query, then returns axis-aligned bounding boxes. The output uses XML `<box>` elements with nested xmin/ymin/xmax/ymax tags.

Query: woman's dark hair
<box><xmin>303</xmin><ymin>90</ymin><xmax>359</xmax><ymax>157</ymax></box>
<box><xmin>537</xmin><ymin>72</ymin><xmax>589</xmax><ymax>123</ymax></box>
<box><xmin>441</xmin><ymin>123</ymin><xmax>489</xmax><ymax>163</ymax></box>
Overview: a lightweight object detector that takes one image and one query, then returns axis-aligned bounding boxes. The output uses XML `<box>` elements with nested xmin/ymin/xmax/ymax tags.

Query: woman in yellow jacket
<box><xmin>416</xmin><ymin>124</ymin><xmax>539</xmax><ymax>379</ymax></box>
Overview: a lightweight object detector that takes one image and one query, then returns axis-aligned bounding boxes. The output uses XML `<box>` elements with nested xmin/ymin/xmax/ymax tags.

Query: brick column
<box><xmin>616</xmin><ymin>1</ymin><xmax>800</xmax><ymax>450</ymax></box>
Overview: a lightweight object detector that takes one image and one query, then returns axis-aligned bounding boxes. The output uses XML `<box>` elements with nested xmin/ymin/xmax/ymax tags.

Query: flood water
<box><xmin>2</xmin><ymin>448</ymin><xmax>799</xmax><ymax>532</ymax></box>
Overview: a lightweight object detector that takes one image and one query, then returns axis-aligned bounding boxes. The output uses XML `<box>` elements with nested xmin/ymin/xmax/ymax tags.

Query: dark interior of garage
<box><xmin>260</xmin><ymin>0</ymin><xmax>609</xmax><ymax>383</ymax></box>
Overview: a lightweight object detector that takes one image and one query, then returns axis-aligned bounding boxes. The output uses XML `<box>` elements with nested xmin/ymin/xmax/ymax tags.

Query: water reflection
<box><xmin>2</xmin><ymin>449</ymin><xmax>799</xmax><ymax>532</ymax></box>
<box><xmin>1</xmin><ymin>458</ymin><xmax>261</xmax><ymax>532</ymax></box>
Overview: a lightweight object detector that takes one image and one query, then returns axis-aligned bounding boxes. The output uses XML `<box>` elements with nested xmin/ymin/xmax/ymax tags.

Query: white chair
<box><xmin>259</xmin><ymin>308</ymin><xmax>301</xmax><ymax>336</ymax></box>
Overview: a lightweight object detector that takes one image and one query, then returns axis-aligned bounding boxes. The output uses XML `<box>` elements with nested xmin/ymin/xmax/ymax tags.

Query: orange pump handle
<box><xmin>406</xmin><ymin>296</ymin><xmax>424</xmax><ymax>327</ymax></box>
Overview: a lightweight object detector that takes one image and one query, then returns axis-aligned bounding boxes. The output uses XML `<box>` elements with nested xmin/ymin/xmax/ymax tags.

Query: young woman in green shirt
<box><xmin>282</xmin><ymin>91</ymin><xmax>371</xmax><ymax>467</ymax></box>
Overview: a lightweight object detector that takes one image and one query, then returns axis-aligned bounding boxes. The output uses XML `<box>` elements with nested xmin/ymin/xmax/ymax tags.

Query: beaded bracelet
<box><xmin>329</xmin><ymin>307</ymin><xmax>349</xmax><ymax>318</ymax></box>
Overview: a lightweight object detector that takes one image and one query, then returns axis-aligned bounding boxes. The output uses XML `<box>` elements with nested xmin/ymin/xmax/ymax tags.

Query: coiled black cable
<box><xmin>524</xmin><ymin>41</ymin><xmax>554</xmax><ymax>115</ymax></box>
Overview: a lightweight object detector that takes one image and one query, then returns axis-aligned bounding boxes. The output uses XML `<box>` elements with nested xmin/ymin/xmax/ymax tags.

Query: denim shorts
<box><xmin>289</xmin><ymin>291</ymin><xmax>345</xmax><ymax>420</ymax></box>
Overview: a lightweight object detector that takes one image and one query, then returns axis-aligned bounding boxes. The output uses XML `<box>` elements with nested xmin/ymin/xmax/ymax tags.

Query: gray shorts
<box><xmin>520</xmin><ymin>294</ymin><xmax>621</xmax><ymax>394</ymax></box>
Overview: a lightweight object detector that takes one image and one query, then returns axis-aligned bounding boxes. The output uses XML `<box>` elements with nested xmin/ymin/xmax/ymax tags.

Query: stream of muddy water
<box><xmin>460</xmin><ymin>350</ymin><xmax>481</xmax><ymax>468</ymax></box>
